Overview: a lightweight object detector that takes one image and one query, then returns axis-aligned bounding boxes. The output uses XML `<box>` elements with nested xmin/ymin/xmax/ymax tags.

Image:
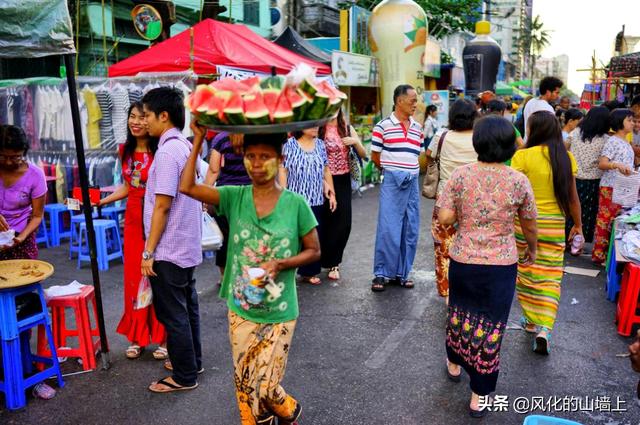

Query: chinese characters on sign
<box><xmin>477</xmin><ymin>395</ymin><xmax>628</xmax><ymax>414</ymax></box>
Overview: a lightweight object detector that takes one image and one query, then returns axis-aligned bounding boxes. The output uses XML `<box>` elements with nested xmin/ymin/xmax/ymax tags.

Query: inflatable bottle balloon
<box><xmin>463</xmin><ymin>21</ymin><xmax>501</xmax><ymax>98</ymax></box>
<box><xmin>368</xmin><ymin>0</ymin><xmax>427</xmax><ymax>122</ymax></box>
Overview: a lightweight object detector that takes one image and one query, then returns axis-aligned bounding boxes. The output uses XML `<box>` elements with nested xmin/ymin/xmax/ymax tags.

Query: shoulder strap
<box><xmin>434</xmin><ymin>131</ymin><xmax>448</xmax><ymax>162</ymax></box>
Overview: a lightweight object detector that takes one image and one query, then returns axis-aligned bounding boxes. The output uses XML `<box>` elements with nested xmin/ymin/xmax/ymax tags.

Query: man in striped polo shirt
<box><xmin>370</xmin><ymin>84</ymin><xmax>423</xmax><ymax>292</ymax></box>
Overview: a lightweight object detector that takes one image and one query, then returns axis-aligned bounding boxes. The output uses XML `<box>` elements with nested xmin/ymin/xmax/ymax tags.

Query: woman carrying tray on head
<box><xmin>180</xmin><ymin>123</ymin><xmax>320</xmax><ymax>425</ymax></box>
<box><xmin>97</xmin><ymin>102</ymin><xmax>167</xmax><ymax>361</ymax></box>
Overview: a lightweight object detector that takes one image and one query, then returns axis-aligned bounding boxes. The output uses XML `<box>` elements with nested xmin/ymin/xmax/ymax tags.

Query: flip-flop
<box><xmin>327</xmin><ymin>267</ymin><xmax>340</xmax><ymax>280</ymax></box>
<box><xmin>300</xmin><ymin>276</ymin><xmax>321</xmax><ymax>285</ymax></box>
<box><xmin>148</xmin><ymin>377</ymin><xmax>198</xmax><ymax>393</ymax></box>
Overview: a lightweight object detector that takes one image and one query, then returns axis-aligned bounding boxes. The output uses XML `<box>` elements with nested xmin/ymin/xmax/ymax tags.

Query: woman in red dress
<box><xmin>98</xmin><ymin>102</ymin><xmax>166</xmax><ymax>359</ymax></box>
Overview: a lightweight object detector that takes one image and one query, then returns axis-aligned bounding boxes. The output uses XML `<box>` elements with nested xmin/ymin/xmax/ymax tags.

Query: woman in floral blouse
<box><xmin>437</xmin><ymin>116</ymin><xmax>538</xmax><ymax>418</ymax></box>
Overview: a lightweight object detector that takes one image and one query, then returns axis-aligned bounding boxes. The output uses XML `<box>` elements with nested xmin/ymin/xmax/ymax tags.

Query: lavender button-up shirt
<box><xmin>144</xmin><ymin>127</ymin><xmax>202</xmax><ymax>269</ymax></box>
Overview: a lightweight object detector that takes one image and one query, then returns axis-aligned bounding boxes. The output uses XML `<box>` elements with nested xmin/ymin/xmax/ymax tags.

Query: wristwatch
<box><xmin>142</xmin><ymin>250</ymin><xmax>154</xmax><ymax>261</ymax></box>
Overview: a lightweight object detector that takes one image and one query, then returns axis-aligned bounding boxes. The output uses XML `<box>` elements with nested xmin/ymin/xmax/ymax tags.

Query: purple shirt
<box><xmin>0</xmin><ymin>163</ymin><xmax>47</xmax><ymax>232</ymax></box>
<box><xmin>144</xmin><ymin>128</ymin><xmax>202</xmax><ymax>268</ymax></box>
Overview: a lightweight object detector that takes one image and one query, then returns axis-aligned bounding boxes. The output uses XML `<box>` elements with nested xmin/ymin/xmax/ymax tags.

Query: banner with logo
<box><xmin>424</xmin><ymin>90</ymin><xmax>449</xmax><ymax>128</ymax></box>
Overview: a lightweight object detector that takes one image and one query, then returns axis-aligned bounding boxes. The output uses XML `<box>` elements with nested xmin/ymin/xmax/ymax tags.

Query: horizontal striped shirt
<box><xmin>371</xmin><ymin>113</ymin><xmax>423</xmax><ymax>173</ymax></box>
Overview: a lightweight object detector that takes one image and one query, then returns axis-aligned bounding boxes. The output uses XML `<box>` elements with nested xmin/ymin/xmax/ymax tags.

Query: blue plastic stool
<box><xmin>35</xmin><ymin>220</ymin><xmax>50</xmax><ymax>248</ymax></box>
<box><xmin>101</xmin><ymin>206</ymin><xmax>126</xmax><ymax>225</ymax></box>
<box><xmin>606</xmin><ymin>241</ymin><xmax>622</xmax><ymax>302</ymax></box>
<box><xmin>43</xmin><ymin>203</ymin><xmax>71</xmax><ymax>247</ymax></box>
<box><xmin>69</xmin><ymin>213</ymin><xmax>97</xmax><ymax>259</ymax></box>
<box><xmin>77</xmin><ymin>219</ymin><xmax>123</xmax><ymax>271</ymax></box>
<box><xmin>523</xmin><ymin>415</ymin><xmax>583</xmax><ymax>425</ymax></box>
<box><xmin>0</xmin><ymin>283</ymin><xmax>64</xmax><ymax>410</ymax></box>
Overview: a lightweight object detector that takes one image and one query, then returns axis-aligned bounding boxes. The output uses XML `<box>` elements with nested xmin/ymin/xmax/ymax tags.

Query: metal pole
<box><xmin>63</xmin><ymin>54</ymin><xmax>111</xmax><ymax>370</ymax></box>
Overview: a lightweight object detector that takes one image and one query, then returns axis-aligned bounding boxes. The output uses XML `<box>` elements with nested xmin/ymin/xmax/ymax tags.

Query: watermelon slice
<box><xmin>210</xmin><ymin>77</ymin><xmax>243</xmax><ymax>92</ymax></box>
<box><xmin>319</xmin><ymin>81</ymin><xmax>346</xmax><ymax>117</ymax></box>
<box><xmin>285</xmin><ymin>87</ymin><xmax>309</xmax><ymax>121</ymax></box>
<box><xmin>299</xmin><ymin>77</ymin><xmax>320</xmax><ymax>99</ymax></box>
<box><xmin>239</xmin><ymin>76</ymin><xmax>261</xmax><ymax>92</ymax></box>
<box><xmin>187</xmin><ymin>85</ymin><xmax>216</xmax><ymax>114</ymax></box>
<box><xmin>304</xmin><ymin>87</ymin><xmax>330</xmax><ymax>120</ymax></box>
<box><xmin>243</xmin><ymin>90</ymin><xmax>270</xmax><ymax>125</ymax></box>
<box><xmin>273</xmin><ymin>92</ymin><xmax>293</xmax><ymax>124</ymax></box>
<box><xmin>223</xmin><ymin>92</ymin><xmax>247</xmax><ymax>125</ymax></box>
<box><xmin>263</xmin><ymin>88</ymin><xmax>282</xmax><ymax>123</ymax></box>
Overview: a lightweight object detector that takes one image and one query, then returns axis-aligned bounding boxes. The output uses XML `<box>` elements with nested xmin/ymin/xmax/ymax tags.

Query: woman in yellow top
<box><xmin>511</xmin><ymin>111</ymin><xmax>583</xmax><ymax>355</ymax></box>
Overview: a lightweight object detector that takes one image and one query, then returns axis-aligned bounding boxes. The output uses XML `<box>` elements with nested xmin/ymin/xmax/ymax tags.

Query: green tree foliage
<box><xmin>343</xmin><ymin>0</ymin><xmax>482</xmax><ymax>39</ymax></box>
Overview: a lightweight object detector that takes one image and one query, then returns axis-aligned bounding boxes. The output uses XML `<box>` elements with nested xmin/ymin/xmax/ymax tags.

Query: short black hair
<box><xmin>632</xmin><ymin>95</ymin><xmax>640</xmax><ymax>107</ymax></box>
<box><xmin>472</xmin><ymin>115</ymin><xmax>516</xmax><ymax>163</ymax></box>
<box><xmin>610</xmin><ymin>108</ymin><xmax>634</xmax><ymax>132</ymax></box>
<box><xmin>564</xmin><ymin>108</ymin><xmax>584</xmax><ymax>123</ymax></box>
<box><xmin>487</xmin><ymin>99</ymin><xmax>507</xmax><ymax>114</ymax></box>
<box><xmin>142</xmin><ymin>87</ymin><xmax>185</xmax><ymax>130</ymax></box>
<box><xmin>393</xmin><ymin>84</ymin><xmax>414</xmax><ymax>105</ymax></box>
<box><xmin>244</xmin><ymin>133</ymin><xmax>287</xmax><ymax>156</ymax></box>
<box><xmin>0</xmin><ymin>125</ymin><xmax>29</xmax><ymax>154</ymax></box>
<box><xmin>448</xmin><ymin>99</ymin><xmax>477</xmax><ymax>131</ymax></box>
<box><xmin>603</xmin><ymin>100</ymin><xmax>624</xmax><ymax>111</ymax></box>
<box><xmin>426</xmin><ymin>105</ymin><xmax>438</xmax><ymax>114</ymax></box>
<box><xmin>539</xmin><ymin>76</ymin><xmax>563</xmax><ymax>96</ymax></box>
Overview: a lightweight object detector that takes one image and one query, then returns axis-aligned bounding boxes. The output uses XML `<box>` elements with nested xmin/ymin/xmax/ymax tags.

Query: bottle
<box><xmin>462</xmin><ymin>21</ymin><xmax>502</xmax><ymax>98</ymax></box>
<box><xmin>571</xmin><ymin>234</ymin><xmax>585</xmax><ymax>256</ymax></box>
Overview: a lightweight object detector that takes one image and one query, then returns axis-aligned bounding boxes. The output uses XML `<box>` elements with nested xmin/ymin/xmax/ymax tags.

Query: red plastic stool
<box><xmin>37</xmin><ymin>286</ymin><xmax>101</xmax><ymax>370</ymax></box>
<box><xmin>616</xmin><ymin>263</ymin><xmax>640</xmax><ymax>336</ymax></box>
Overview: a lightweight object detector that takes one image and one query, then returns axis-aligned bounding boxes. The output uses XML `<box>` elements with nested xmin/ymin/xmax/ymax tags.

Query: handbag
<box><xmin>201</xmin><ymin>211</ymin><xmax>224</xmax><ymax>251</ymax></box>
<box><xmin>348</xmin><ymin>147</ymin><xmax>361</xmax><ymax>184</ymax></box>
<box><xmin>422</xmin><ymin>130</ymin><xmax>448</xmax><ymax>199</ymax></box>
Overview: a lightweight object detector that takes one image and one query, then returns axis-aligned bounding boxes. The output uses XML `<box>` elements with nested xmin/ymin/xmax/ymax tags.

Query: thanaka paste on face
<box><xmin>243</xmin><ymin>157</ymin><xmax>278</xmax><ymax>180</ymax></box>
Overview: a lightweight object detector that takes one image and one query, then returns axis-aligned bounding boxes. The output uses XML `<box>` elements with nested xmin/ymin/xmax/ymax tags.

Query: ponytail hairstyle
<box><xmin>526</xmin><ymin>111</ymin><xmax>573</xmax><ymax>216</ymax></box>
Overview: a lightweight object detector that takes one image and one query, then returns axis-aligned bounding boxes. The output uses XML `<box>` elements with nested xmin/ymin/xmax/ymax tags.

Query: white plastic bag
<box><xmin>201</xmin><ymin>212</ymin><xmax>223</xmax><ymax>251</ymax></box>
<box><xmin>134</xmin><ymin>276</ymin><xmax>153</xmax><ymax>310</ymax></box>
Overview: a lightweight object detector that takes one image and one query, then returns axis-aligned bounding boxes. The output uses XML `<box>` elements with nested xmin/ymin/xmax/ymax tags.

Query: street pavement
<box><xmin>1</xmin><ymin>185</ymin><xmax>639</xmax><ymax>425</ymax></box>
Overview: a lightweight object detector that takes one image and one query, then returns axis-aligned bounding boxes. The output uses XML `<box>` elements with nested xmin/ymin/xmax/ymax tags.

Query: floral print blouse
<box><xmin>436</xmin><ymin>163</ymin><xmax>537</xmax><ymax>265</ymax></box>
<box><xmin>600</xmin><ymin>135</ymin><xmax>635</xmax><ymax>188</ymax></box>
<box><xmin>566</xmin><ymin>129</ymin><xmax>607</xmax><ymax>180</ymax></box>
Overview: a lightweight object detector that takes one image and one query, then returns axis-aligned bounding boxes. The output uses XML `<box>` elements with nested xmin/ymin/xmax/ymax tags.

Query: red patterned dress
<box><xmin>116</xmin><ymin>150</ymin><xmax>165</xmax><ymax>346</ymax></box>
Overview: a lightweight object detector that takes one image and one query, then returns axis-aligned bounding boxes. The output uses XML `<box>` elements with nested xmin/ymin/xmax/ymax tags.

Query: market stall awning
<box><xmin>609</xmin><ymin>52</ymin><xmax>640</xmax><ymax>77</ymax></box>
<box><xmin>496</xmin><ymin>82</ymin><xmax>513</xmax><ymax>96</ymax></box>
<box><xmin>0</xmin><ymin>0</ymin><xmax>75</xmax><ymax>58</ymax></box>
<box><xmin>108</xmin><ymin>19</ymin><xmax>331</xmax><ymax>77</ymax></box>
<box><xmin>274</xmin><ymin>27</ymin><xmax>332</xmax><ymax>65</ymax></box>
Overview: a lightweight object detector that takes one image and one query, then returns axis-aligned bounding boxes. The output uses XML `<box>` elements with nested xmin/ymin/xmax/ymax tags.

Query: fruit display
<box><xmin>186</xmin><ymin>65</ymin><xmax>347</xmax><ymax>128</ymax></box>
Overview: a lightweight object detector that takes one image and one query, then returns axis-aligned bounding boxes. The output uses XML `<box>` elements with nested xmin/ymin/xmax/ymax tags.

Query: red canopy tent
<box><xmin>108</xmin><ymin>19</ymin><xmax>331</xmax><ymax>77</ymax></box>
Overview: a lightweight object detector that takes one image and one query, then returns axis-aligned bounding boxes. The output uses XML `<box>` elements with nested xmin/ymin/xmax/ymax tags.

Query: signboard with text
<box><xmin>331</xmin><ymin>51</ymin><xmax>379</xmax><ymax>87</ymax></box>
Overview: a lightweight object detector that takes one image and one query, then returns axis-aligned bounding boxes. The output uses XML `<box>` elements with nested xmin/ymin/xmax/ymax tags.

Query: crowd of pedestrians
<box><xmin>4</xmin><ymin>76</ymin><xmax>640</xmax><ymax>423</ymax></box>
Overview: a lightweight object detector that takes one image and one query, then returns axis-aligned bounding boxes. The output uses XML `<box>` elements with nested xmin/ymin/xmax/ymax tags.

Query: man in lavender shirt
<box><xmin>140</xmin><ymin>87</ymin><xmax>203</xmax><ymax>393</ymax></box>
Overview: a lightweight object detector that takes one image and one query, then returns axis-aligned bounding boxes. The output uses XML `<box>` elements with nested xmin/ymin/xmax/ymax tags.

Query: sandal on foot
<box><xmin>533</xmin><ymin>331</ymin><xmax>551</xmax><ymax>355</ymax></box>
<box><xmin>327</xmin><ymin>267</ymin><xmax>340</xmax><ymax>281</ymax></box>
<box><xmin>400</xmin><ymin>279</ymin><xmax>414</xmax><ymax>289</ymax></box>
<box><xmin>164</xmin><ymin>360</ymin><xmax>205</xmax><ymax>374</ymax></box>
<box><xmin>125</xmin><ymin>345</ymin><xmax>143</xmax><ymax>359</ymax></box>
<box><xmin>445</xmin><ymin>359</ymin><xmax>461</xmax><ymax>383</ymax></box>
<box><xmin>301</xmin><ymin>275</ymin><xmax>322</xmax><ymax>285</ymax></box>
<box><xmin>371</xmin><ymin>277</ymin><xmax>386</xmax><ymax>292</ymax></box>
<box><xmin>519</xmin><ymin>317</ymin><xmax>538</xmax><ymax>334</ymax></box>
<box><xmin>153</xmin><ymin>346</ymin><xmax>169</xmax><ymax>360</ymax></box>
<box><xmin>278</xmin><ymin>402</ymin><xmax>302</xmax><ymax>425</ymax></box>
<box><xmin>148</xmin><ymin>377</ymin><xmax>198</xmax><ymax>393</ymax></box>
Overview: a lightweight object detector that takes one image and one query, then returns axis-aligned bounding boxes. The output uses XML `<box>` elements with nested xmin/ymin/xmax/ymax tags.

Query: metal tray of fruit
<box><xmin>0</xmin><ymin>260</ymin><xmax>54</xmax><ymax>289</ymax></box>
<box><xmin>199</xmin><ymin>118</ymin><xmax>331</xmax><ymax>134</ymax></box>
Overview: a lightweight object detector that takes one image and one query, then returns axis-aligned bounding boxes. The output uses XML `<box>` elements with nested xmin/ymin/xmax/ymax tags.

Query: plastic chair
<box><xmin>101</xmin><ymin>205</ymin><xmax>126</xmax><ymax>225</ymax></box>
<box><xmin>616</xmin><ymin>262</ymin><xmax>640</xmax><ymax>336</ymax></box>
<box><xmin>68</xmin><ymin>213</ymin><xmax>97</xmax><ymax>259</ymax></box>
<box><xmin>523</xmin><ymin>415</ymin><xmax>583</xmax><ymax>425</ymax></box>
<box><xmin>605</xmin><ymin>238</ymin><xmax>621</xmax><ymax>302</ymax></box>
<box><xmin>0</xmin><ymin>283</ymin><xmax>64</xmax><ymax>410</ymax></box>
<box><xmin>37</xmin><ymin>285</ymin><xmax>100</xmax><ymax>371</ymax></box>
<box><xmin>35</xmin><ymin>219</ymin><xmax>50</xmax><ymax>248</ymax></box>
<box><xmin>44</xmin><ymin>203</ymin><xmax>71</xmax><ymax>247</ymax></box>
<box><xmin>77</xmin><ymin>219</ymin><xmax>123</xmax><ymax>271</ymax></box>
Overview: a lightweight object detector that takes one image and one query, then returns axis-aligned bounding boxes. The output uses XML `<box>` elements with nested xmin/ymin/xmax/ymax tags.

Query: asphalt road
<box><xmin>2</xmin><ymin>186</ymin><xmax>639</xmax><ymax>425</ymax></box>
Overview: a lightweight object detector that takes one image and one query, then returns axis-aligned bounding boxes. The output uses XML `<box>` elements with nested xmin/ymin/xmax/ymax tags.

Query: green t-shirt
<box><xmin>216</xmin><ymin>185</ymin><xmax>318</xmax><ymax>323</ymax></box>
<box><xmin>504</xmin><ymin>125</ymin><xmax>522</xmax><ymax>166</ymax></box>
